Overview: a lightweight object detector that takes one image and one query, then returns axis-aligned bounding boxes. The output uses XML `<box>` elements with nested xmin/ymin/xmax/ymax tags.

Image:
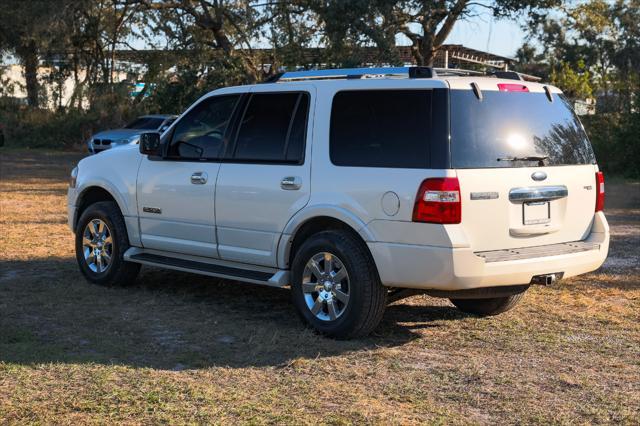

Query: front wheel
<box><xmin>290</xmin><ymin>230</ymin><xmax>387</xmax><ymax>339</ymax></box>
<box><xmin>450</xmin><ymin>293</ymin><xmax>525</xmax><ymax>316</ymax></box>
<box><xmin>75</xmin><ymin>201</ymin><xmax>140</xmax><ymax>287</ymax></box>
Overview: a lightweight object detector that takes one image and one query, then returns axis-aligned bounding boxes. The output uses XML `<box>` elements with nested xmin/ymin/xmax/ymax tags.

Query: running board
<box><xmin>124</xmin><ymin>248</ymin><xmax>289</xmax><ymax>287</ymax></box>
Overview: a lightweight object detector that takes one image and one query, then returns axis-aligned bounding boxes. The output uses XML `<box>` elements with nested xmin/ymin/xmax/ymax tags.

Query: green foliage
<box><xmin>550</xmin><ymin>60</ymin><xmax>593</xmax><ymax>99</ymax></box>
<box><xmin>582</xmin><ymin>109</ymin><xmax>640</xmax><ymax>179</ymax></box>
<box><xmin>147</xmin><ymin>54</ymin><xmax>251</xmax><ymax>114</ymax></box>
<box><xmin>523</xmin><ymin>0</ymin><xmax>639</xmax><ymax>102</ymax></box>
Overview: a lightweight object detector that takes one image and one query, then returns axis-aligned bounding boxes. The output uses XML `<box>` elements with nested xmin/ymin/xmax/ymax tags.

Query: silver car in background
<box><xmin>87</xmin><ymin>114</ymin><xmax>177</xmax><ymax>154</ymax></box>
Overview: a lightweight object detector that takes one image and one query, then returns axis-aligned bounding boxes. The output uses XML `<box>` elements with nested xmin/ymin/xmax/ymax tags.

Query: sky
<box><xmin>445</xmin><ymin>17</ymin><xmax>528</xmax><ymax>58</ymax></box>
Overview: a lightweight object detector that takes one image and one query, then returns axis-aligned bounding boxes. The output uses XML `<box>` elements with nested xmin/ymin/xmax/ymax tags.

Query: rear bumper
<box><xmin>368</xmin><ymin>212</ymin><xmax>609</xmax><ymax>290</ymax></box>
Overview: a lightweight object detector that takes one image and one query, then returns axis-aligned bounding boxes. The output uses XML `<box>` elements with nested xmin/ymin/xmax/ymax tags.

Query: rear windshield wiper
<box><xmin>497</xmin><ymin>156</ymin><xmax>549</xmax><ymax>166</ymax></box>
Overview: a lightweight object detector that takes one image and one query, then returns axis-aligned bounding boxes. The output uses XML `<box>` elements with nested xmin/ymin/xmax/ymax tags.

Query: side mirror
<box><xmin>139</xmin><ymin>132</ymin><xmax>161</xmax><ymax>156</ymax></box>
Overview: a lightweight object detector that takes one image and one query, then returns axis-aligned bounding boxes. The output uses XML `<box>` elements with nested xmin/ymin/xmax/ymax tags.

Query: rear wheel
<box><xmin>450</xmin><ymin>293</ymin><xmax>524</xmax><ymax>316</ymax></box>
<box><xmin>75</xmin><ymin>201</ymin><xmax>140</xmax><ymax>287</ymax></box>
<box><xmin>291</xmin><ymin>230</ymin><xmax>387</xmax><ymax>339</ymax></box>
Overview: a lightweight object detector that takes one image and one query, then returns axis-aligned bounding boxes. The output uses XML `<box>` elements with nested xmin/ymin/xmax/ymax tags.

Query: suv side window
<box><xmin>330</xmin><ymin>90</ymin><xmax>432</xmax><ymax>168</ymax></box>
<box><xmin>167</xmin><ymin>95</ymin><xmax>240</xmax><ymax>160</ymax></box>
<box><xmin>232</xmin><ymin>92</ymin><xmax>309</xmax><ymax>163</ymax></box>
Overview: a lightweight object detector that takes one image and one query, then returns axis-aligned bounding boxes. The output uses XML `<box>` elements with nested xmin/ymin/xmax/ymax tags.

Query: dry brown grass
<box><xmin>1</xmin><ymin>150</ymin><xmax>639</xmax><ymax>424</ymax></box>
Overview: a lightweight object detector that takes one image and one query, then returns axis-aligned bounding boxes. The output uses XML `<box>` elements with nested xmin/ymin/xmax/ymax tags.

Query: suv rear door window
<box><xmin>232</xmin><ymin>92</ymin><xmax>309</xmax><ymax>163</ymax></box>
<box><xmin>330</xmin><ymin>90</ymin><xmax>432</xmax><ymax>168</ymax></box>
<box><xmin>450</xmin><ymin>90</ymin><xmax>595</xmax><ymax>168</ymax></box>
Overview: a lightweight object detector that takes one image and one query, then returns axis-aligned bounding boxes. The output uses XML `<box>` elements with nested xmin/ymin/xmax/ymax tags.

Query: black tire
<box><xmin>75</xmin><ymin>201</ymin><xmax>140</xmax><ymax>287</ymax></box>
<box><xmin>290</xmin><ymin>230</ymin><xmax>387</xmax><ymax>339</ymax></box>
<box><xmin>450</xmin><ymin>292</ymin><xmax>525</xmax><ymax>316</ymax></box>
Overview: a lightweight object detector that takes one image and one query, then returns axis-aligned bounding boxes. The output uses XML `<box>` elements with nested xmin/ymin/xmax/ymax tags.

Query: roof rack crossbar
<box><xmin>267</xmin><ymin>66</ymin><xmax>434</xmax><ymax>82</ymax></box>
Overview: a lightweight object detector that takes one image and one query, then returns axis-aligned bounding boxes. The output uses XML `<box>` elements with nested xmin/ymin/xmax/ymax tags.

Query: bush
<box><xmin>2</xmin><ymin>109</ymin><xmax>96</xmax><ymax>149</ymax></box>
<box><xmin>0</xmin><ymin>94</ymin><xmax>147</xmax><ymax>149</ymax></box>
<box><xmin>582</xmin><ymin>112</ymin><xmax>640</xmax><ymax>179</ymax></box>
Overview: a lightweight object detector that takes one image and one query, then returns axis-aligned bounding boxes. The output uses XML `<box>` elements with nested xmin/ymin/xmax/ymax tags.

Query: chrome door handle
<box><xmin>280</xmin><ymin>176</ymin><xmax>302</xmax><ymax>190</ymax></box>
<box><xmin>191</xmin><ymin>171</ymin><xmax>208</xmax><ymax>185</ymax></box>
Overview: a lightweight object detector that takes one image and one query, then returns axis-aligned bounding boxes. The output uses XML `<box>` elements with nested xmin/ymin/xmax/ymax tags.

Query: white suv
<box><xmin>67</xmin><ymin>67</ymin><xmax>609</xmax><ymax>338</ymax></box>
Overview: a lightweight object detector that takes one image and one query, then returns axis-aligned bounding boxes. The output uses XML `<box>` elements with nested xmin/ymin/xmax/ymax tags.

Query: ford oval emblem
<box><xmin>531</xmin><ymin>171</ymin><xmax>547</xmax><ymax>181</ymax></box>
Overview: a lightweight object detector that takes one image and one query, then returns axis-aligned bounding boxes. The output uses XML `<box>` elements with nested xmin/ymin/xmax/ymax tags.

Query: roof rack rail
<box><xmin>264</xmin><ymin>66</ymin><xmax>435</xmax><ymax>83</ymax></box>
<box><xmin>489</xmin><ymin>70</ymin><xmax>542</xmax><ymax>82</ymax></box>
<box><xmin>433</xmin><ymin>67</ymin><xmax>484</xmax><ymax>77</ymax></box>
<box><xmin>433</xmin><ymin>67</ymin><xmax>542</xmax><ymax>82</ymax></box>
<box><xmin>262</xmin><ymin>66</ymin><xmax>542</xmax><ymax>84</ymax></box>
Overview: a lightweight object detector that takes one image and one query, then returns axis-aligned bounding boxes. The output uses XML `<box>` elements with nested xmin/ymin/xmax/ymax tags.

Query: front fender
<box><xmin>74</xmin><ymin>180</ymin><xmax>130</xmax><ymax>216</ymax></box>
<box><xmin>74</xmin><ymin>148</ymin><xmax>142</xmax><ymax>217</ymax></box>
<box><xmin>69</xmin><ymin>148</ymin><xmax>143</xmax><ymax>245</ymax></box>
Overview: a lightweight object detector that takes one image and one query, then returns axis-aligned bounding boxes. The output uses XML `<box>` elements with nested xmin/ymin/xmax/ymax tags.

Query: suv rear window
<box><xmin>330</xmin><ymin>90</ymin><xmax>433</xmax><ymax>168</ymax></box>
<box><xmin>450</xmin><ymin>90</ymin><xmax>595</xmax><ymax>168</ymax></box>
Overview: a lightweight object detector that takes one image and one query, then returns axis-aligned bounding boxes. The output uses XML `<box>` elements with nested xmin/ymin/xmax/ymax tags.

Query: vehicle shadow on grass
<box><xmin>0</xmin><ymin>258</ymin><xmax>469</xmax><ymax>371</ymax></box>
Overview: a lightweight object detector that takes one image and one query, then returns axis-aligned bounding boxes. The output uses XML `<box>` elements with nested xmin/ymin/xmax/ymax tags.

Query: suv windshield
<box><xmin>125</xmin><ymin>117</ymin><xmax>165</xmax><ymax>130</ymax></box>
<box><xmin>450</xmin><ymin>90</ymin><xmax>595</xmax><ymax>168</ymax></box>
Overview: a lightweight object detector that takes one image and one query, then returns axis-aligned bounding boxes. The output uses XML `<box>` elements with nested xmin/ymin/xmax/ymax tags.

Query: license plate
<box><xmin>523</xmin><ymin>201</ymin><xmax>550</xmax><ymax>225</ymax></box>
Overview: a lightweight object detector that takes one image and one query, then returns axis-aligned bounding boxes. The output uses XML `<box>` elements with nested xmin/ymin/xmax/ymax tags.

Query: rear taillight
<box><xmin>413</xmin><ymin>178</ymin><xmax>461</xmax><ymax>224</ymax></box>
<box><xmin>497</xmin><ymin>83</ymin><xmax>529</xmax><ymax>92</ymax></box>
<box><xmin>595</xmin><ymin>171</ymin><xmax>605</xmax><ymax>212</ymax></box>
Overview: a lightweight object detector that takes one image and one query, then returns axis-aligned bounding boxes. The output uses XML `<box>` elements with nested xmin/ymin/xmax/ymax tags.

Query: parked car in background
<box><xmin>87</xmin><ymin>114</ymin><xmax>177</xmax><ymax>154</ymax></box>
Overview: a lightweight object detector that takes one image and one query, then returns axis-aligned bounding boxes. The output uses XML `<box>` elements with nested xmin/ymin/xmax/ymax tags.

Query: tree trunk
<box><xmin>21</xmin><ymin>41</ymin><xmax>40</xmax><ymax>108</ymax></box>
<box><xmin>410</xmin><ymin>0</ymin><xmax>469</xmax><ymax>67</ymax></box>
<box><xmin>417</xmin><ymin>37</ymin><xmax>437</xmax><ymax>66</ymax></box>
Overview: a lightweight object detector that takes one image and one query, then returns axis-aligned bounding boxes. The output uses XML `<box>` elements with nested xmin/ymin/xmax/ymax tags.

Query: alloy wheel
<box><xmin>301</xmin><ymin>252</ymin><xmax>351</xmax><ymax>321</ymax></box>
<box><xmin>82</xmin><ymin>219</ymin><xmax>113</xmax><ymax>273</ymax></box>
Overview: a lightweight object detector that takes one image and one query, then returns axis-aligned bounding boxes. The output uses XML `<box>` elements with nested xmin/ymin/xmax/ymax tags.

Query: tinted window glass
<box><xmin>159</xmin><ymin>118</ymin><xmax>176</xmax><ymax>132</ymax></box>
<box><xmin>125</xmin><ymin>117</ymin><xmax>165</xmax><ymax>130</ymax></box>
<box><xmin>285</xmin><ymin>96</ymin><xmax>309</xmax><ymax>162</ymax></box>
<box><xmin>168</xmin><ymin>95</ymin><xmax>239</xmax><ymax>159</ymax></box>
<box><xmin>330</xmin><ymin>90</ymin><xmax>432</xmax><ymax>168</ymax></box>
<box><xmin>450</xmin><ymin>90</ymin><xmax>595</xmax><ymax>168</ymax></box>
<box><xmin>234</xmin><ymin>92</ymin><xmax>308</xmax><ymax>162</ymax></box>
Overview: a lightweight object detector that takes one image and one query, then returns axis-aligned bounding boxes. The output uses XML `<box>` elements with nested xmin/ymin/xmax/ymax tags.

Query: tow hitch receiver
<box><xmin>530</xmin><ymin>272</ymin><xmax>564</xmax><ymax>286</ymax></box>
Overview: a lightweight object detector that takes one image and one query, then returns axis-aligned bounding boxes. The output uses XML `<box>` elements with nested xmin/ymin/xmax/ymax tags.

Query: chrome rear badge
<box><xmin>470</xmin><ymin>192</ymin><xmax>499</xmax><ymax>200</ymax></box>
<box><xmin>531</xmin><ymin>171</ymin><xmax>547</xmax><ymax>181</ymax></box>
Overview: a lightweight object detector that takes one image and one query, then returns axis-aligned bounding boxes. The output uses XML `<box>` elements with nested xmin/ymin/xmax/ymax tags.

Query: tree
<box><xmin>550</xmin><ymin>60</ymin><xmax>593</xmax><ymax>100</ymax></box>
<box><xmin>524</xmin><ymin>0</ymin><xmax>639</xmax><ymax>111</ymax></box>
<box><xmin>0</xmin><ymin>0</ymin><xmax>69</xmax><ymax>107</ymax></box>
<box><xmin>308</xmin><ymin>0</ymin><xmax>562</xmax><ymax>67</ymax></box>
<box><xmin>137</xmin><ymin>0</ymin><xmax>273</xmax><ymax>83</ymax></box>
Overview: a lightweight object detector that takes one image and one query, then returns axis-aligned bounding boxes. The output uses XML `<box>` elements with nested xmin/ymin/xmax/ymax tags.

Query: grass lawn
<box><xmin>1</xmin><ymin>150</ymin><xmax>639</xmax><ymax>424</ymax></box>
